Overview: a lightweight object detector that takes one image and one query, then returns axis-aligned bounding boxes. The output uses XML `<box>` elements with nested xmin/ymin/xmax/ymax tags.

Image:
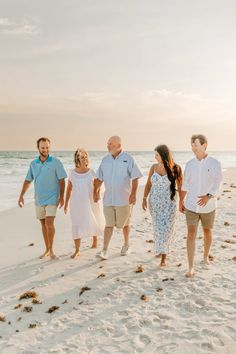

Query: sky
<box><xmin>0</xmin><ymin>0</ymin><xmax>236</xmax><ymax>151</ymax></box>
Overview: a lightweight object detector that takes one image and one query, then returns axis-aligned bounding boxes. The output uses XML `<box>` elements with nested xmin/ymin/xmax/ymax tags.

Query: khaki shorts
<box><xmin>103</xmin><ymin>205</ymin><xmax>133</xmax><ymax>228</ymax></box>
<box><xmin>35</xmin><ymin>205</ymin><xmax>57</xmax><ymax>220</ymax></box>
<box><xmin>185</xmin><ymin>209</ymin><xmax>216</xmax><ymax>229</ymax></box>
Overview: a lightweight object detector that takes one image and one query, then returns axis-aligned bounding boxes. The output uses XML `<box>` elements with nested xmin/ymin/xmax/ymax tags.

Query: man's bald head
<box><xmin>107</xmin><ymin>136</ymin><xmax>122</xmax><ymax>156</ymax></box>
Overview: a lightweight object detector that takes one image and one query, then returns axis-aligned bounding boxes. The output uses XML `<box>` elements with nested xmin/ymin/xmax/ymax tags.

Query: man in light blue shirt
<box><xmin>94</xmin><ymin>136</ymin><xmax>143</xmax><ymax>260</ymax></box>
<box><xmin>18</xmin><ymin>137</ymin><xmax>67</xmax><ymax>260</ymax></box>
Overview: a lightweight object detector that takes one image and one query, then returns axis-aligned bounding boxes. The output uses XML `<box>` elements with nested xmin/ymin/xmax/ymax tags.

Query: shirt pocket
<box><xmin>116</xmin><ymin>161</ymin><xmax>129</xmax><ymax>179</ymax></box>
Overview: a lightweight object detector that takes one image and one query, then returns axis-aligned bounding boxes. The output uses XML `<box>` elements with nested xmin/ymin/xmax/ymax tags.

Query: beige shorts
<box><xmin>35</xmin><ymin>204</ymin><xmax>57</xmax><ymax>220</ymax></box>
<box><xmin>185</xmin><ymin>209</ymin><xmax>216</xmax><ymax>229</ymax></box>
<box><xmin>103</xmin><ymin>205</ymin><xmax>133</xmax><ymax>228</ymax></box>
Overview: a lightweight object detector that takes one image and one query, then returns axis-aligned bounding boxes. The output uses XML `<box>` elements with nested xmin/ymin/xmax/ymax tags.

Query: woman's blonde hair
<box><xmin>74</xmin><ymin>148</ymin><xmax>89</xmax><ymax>167</ymax></box>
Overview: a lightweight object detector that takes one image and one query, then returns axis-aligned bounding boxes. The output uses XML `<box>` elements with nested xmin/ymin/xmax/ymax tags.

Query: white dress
<box><xmin>69</xmin><ymin>169</ymin><xmax>105</xmax><ymax>239</ymax></box>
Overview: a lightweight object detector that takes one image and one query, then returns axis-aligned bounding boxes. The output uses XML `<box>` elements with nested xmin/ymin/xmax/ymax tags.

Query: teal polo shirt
<box><xmin>25</xmin><ymin>155</ymin><xmax>67</xmax><ymax>206</ymax></box>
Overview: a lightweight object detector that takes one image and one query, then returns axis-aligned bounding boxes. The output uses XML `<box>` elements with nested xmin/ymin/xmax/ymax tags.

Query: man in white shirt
<box><xmin>180</xmin><ymin>134</ymin><xmax>222</xmax><ymax>278</ymax></box>
<box><xmin>94</xmin><ymin>136</ymin><xmax>143</xmax><ymax>259</ymax></box>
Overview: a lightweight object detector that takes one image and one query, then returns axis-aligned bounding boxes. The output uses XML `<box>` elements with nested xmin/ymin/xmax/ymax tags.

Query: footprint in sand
<box><xmin>201</xmin><ymin>342</ymin><xmax>214</xmax><ymax>351</ymax></box>
<box><xmin>139</xmin><ymin>334</ymin><xmax>151</xmax><ymax>345</ymax></box>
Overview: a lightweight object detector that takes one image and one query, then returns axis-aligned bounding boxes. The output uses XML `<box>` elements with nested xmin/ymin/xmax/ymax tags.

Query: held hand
<box><xmin>129</xmin><ymin>193</ymin><xmax>136</xmax><ymax>205</ymax></box>
<box><xmin>179</xmin><ymin>201</ymin><xmax>185</xmax><ymax>213</ymax></box>
<box><xmin>142</xmin><ymin>198</ymin><xmax>147</xmax><ymax>211</ymax></box>
<box><xmin>57</xmin><ymin>197</ymin><xmax>64</xmax><ymax>209</ymax></box>
<box><xmin>18</xmin><ymin>196</ymin><xmax>24</xmax><ymax>208</ymax></box>
<box><xmin>197</xmin><ymin>195</ymin><xmax>210</xmax><ymax>207</ymax></box>
<box><xmin>93</xmin><ymin>192</ymin><xmax>100</xmax><ymax>203</ymax></box>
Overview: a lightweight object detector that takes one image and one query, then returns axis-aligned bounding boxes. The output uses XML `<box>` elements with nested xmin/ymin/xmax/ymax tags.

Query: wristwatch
<box><xmin>206</xmin><ymin>193</ymin><xmax>213</xmax><ymax>199</ymax></box>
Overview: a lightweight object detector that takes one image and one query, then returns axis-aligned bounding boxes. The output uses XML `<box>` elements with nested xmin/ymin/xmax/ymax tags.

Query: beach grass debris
<box><xmin>97</xmin><ymin>273</ymin><xmax>106</xmax><ymax>278</ymax></box>
<box><xmin>32</xmin><ymin>298</ymin><xmax>42</xmax><ymax>305</ymax></box>
<box><xmin>23</xmin><ymin>306</ymin><xmax>33</xmax><ymax>313</ymax></box>
<box><xmin>140</xmin><ymin>294</ymin><xmax>149</xmax><ymax>301</ymax></box>
<box><xmin>0</xmin><ymin>315</ymin><xmax>6</xmax><ymax>322</ymax></box>
<box><xmin>224</xmin><ymin>240</ymin><xmax>236</xmax><ymax>244</ymax></box>
<box><xmin>19</xmin><ymin>291</ymin><xmax>38</xmax><ymax>300</ymax></box>
<box><xmin>162</xmin><ymin>278</ymin><xmax>175</xmax><ymax>282</ymax></box>
<box><xmin>79</xmin><ymin>286</ymin><xmax>91</xmax><ymax>296</ymax></box>
<box><xmin>156</xmin><ymin>287</ymin><xmax>163</xmax><ymax>292</ymax></box>
<box><xmin>14</xmin><ymin>304</ymin><xmax>22</xmax><ymax>309</ymax></box>
<box><xmin>47</xmin><ymin>306</ymin><xmax>59</xmax><ymax>314</ymax></box>
<box><xmin>29</xmin><ymin>323</ymin><xmax>37</xmax><ymax>329</ymax></box>
<box><xmin>135</xmin><ymin>265</ymin><xmax>144</xmax><ymax>273</ymax></box>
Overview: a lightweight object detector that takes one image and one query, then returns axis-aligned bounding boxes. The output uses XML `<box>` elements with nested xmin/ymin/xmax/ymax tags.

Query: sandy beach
<box><xmin>0</xmin><ymin>169</ymin><xmax>236</xmax><ymax>354</ymax></box>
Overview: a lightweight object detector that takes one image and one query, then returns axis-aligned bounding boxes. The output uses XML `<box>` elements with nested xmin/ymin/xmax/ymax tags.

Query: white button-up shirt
<box><xmin>182</xmin><ymin>156</ymin><xmax>222</xmax><ymax>213</ymax></box>
<box><xmin>96</xmin><ymin>151</ymin><xmax>143</xmax><ymax>207</ymax></box>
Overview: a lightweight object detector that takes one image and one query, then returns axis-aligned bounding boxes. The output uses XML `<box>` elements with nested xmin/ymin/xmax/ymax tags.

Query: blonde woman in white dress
<box><xmin>64</xmin><ymin>148</ymin><xmax>104</xmax><ymax>258</ymax></box>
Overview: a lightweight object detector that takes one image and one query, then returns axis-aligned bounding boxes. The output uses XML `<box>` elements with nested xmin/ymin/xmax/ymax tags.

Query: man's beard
<box><xmin>40</xmin><ymin>152</ymin><xmax>49</xmax><ymax>158</ymax></box>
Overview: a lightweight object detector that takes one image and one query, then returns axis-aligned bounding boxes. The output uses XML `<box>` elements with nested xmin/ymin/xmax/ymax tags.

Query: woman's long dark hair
<box><xmin>154</xmin><ymin>145</ymin><xmax>182</xmax><ymax>200</ymax></box>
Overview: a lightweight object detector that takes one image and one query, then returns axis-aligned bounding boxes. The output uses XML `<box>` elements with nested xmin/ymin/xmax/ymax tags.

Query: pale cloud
<box><xmin>0</xmin><ymin>17</ymin><xmax>39</xmax><ymax>37</ymax></box>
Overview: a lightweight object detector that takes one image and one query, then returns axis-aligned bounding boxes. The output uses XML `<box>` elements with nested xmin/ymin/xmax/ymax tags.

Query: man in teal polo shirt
<box><xmin>18</xmin><ymin>137</ymin><xmax>67</xmax><ymax>260</ymax></box>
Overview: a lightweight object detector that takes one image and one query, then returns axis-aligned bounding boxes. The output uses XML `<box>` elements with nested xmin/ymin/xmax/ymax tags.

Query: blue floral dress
<box><xmin>149</xmin><ymin>172</ymin><xmax>177</xmax><ymax>254</ymax></box>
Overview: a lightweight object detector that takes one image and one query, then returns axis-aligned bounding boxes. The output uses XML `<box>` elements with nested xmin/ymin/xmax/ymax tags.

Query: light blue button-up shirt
<box><xmin>25</xmin><ymin>155</ymin><xmax>67</xmax><ymax>206</ymax></box>
<box><xmin>96</xmin><ymin>151</ymin><xmax>143</xmax><ymax>207</ymax></box>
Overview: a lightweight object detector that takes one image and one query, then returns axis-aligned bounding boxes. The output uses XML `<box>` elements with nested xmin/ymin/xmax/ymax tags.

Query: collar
<box><xmin>195</xmin><ymin>154</ymin><xmax>208</xmax><ymax>163</ymax></box>
<box><xmin>111</xmin><ymin>150</ymin><xmax>124</xmax><ymax>160</ymax></box>
<box><xmin>35</xmin><ymin>155</ymin><xmax>53</xmax><ymax>164</ymax></box>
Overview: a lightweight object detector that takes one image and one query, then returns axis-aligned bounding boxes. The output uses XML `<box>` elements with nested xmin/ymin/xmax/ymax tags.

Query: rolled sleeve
<box><xmin>128</xmin><ymin>158</ymin><xmax>143</xmax><ymax>180</ymax></box>
<box><xmin>68</xmin><ymin>170</ymin><xmax>73</xmax><ymax>182</ymax></box>
<box><xmin>182</xmin><ymin>164</ymin><xmax>190</xmax><ymax>191</ymax></box>
<box><xmin>208</xmin><ymin>161</ymin><xmax>223</xmax><ymax>197</ymax></box>
<box><xmin>55</xmin><ymin>160</ymin><xmax>67</xmax><ymax>180</ymax></box>
<box><xmin>25</xmin><ymin>164</ymin><xmax>34</xmax><ymax>182</ymax></box>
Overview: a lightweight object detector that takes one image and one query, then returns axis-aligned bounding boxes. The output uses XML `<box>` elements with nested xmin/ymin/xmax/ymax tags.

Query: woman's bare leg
<box><xmin>71</xmin><ymin>238</ymin><xmax>81</xmax><ymax>258</ymax></box>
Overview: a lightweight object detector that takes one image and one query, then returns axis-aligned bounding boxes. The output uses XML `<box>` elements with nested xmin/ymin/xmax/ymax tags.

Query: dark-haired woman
<box><xmin>64</xmin><ymin>148</ymin><xmax>104</xmax><ymax>258</ymax></box>
<box><xmin>142</xmin><ymin>145</ymin><xmax>182</xmax><ymax>267</ymax></box>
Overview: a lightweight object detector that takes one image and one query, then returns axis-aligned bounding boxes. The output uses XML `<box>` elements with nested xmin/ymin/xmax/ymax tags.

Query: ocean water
<box><xmin>0</xmin><ymin>150</ymin><xmax>236</xmax><ymax>212</ymax></box>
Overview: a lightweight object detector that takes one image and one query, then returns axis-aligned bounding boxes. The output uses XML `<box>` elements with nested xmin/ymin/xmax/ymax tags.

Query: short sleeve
<box><xmin>128</xmin><ymin>157</ymin><xmax>143</xmax><ymax>180</ymax></box>
<box><xmin>55</xmin><ymin>159</ymin><xmax>67</xmax><ymax>180</ymax></box>
<box><xmin>96</xmin><ymin>163</ymin><xmax>104</xmax><ymax>181</ymax></box>
<box><xmin>68</xmin><ymin>169</ymin><xmax>73</xmax><ymax>182</ymax></box>
<box><xmin>182</xmin><ymin>163</ymin><xmax>190</xmax><ymax>191</ymax></box>
<box><xmin>90</xmin><ymin>169</ymin><xmax>96</xmax><ymax>177</ymax></box>
<box><xmin>25</xmin><ymin>164</ymin><xmax>34</xmax><ymax>182</ymax></box>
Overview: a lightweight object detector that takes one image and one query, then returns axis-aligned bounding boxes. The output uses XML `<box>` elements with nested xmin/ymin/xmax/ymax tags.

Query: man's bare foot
<box><xmin>39</xmin><ymin>251</ymin><xmax>50</xmax><ymax>259</ymax></box>
<box><xmin>200</xmin><ymin>258</ymin><xmax>210</xmax><ymax>265</ymax></box>
<box><xmin>50</xmin><ymin>252</ymin><xmax>59</xmax><ymax>260</ymax></box>
<box><xmin>185</xmin><ymin>269</ymin><xmax>195</xmax><ymax>278</ymax></box>
<box><xmin>71</xmin><ymin>250</ymin><xmax>80</xmax><ymax>259</ymax></box>
<box><xmin>160</xmin><ymin>261</ymin><xmax>167</xmax><ymax>267</ymax></box>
